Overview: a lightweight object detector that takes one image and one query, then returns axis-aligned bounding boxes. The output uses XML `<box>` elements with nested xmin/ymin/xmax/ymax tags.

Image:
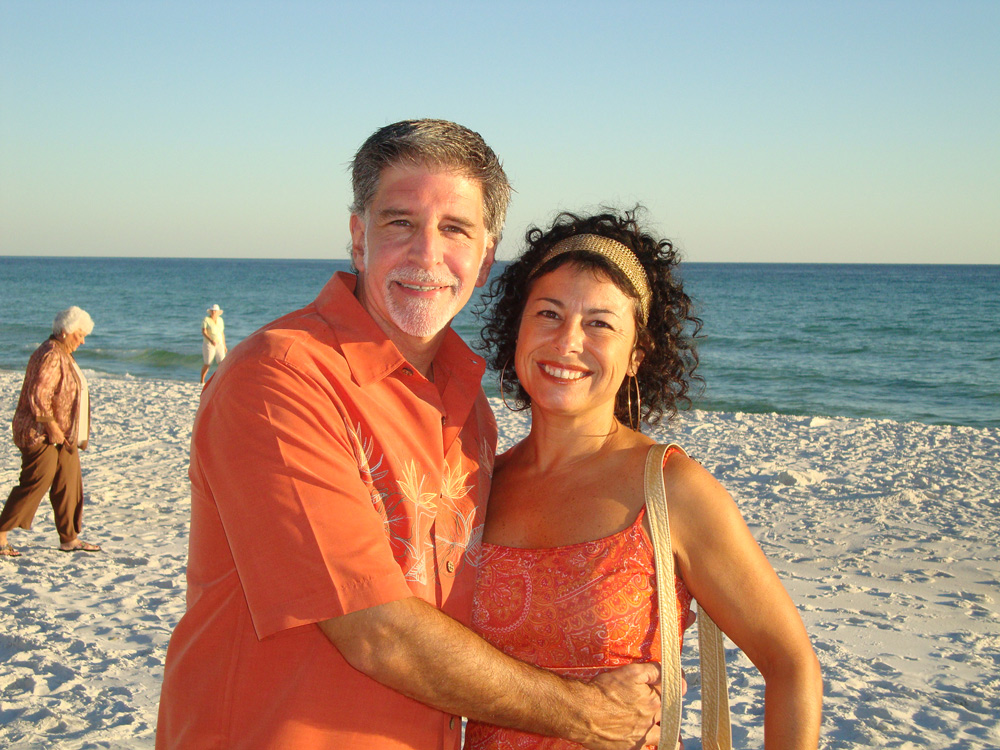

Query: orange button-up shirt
<box><xmin>157</xmin><ymin>272</ymin><xmax>497</xmax><ymax>750</ymax></box>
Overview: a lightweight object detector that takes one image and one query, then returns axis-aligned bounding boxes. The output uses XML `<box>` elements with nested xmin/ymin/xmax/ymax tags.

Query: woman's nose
<box><xmin>553</xmin><ymin>320</ymin><xmax>584</xmax><ymax>353</ymax></box>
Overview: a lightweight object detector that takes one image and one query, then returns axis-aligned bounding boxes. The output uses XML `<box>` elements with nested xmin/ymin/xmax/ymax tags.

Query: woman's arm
<box><xmin>28</xmin><ymin>348</ymin><xmax>67</xmax><ymax>445</ymax></box>
<box><xmin>664</xmin><ymin>453</ymin><xmax>822</xmax><ymax>750</ymax></box>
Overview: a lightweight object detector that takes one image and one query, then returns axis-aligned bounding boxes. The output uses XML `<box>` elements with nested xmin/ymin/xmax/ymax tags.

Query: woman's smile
<box><xmin>537</xmin><ymin>361</ymin><xmax>591</xmax><ymax>382</ymax></box>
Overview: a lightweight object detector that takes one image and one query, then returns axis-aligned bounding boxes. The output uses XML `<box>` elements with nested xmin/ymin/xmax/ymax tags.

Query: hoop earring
<box><xmin>630</xmin><ymin>375</ymin><xmax>642</xmax><ymax>433</ymax></box>
<box><xmin>499</xmin><ymin>359</ymin><xmax>516</xmax><ymax>411</ymax></box>
<box><xmin>626</xmin><ymin>377</ymin><xmax>635</xmax><ymax>430</ymax></box>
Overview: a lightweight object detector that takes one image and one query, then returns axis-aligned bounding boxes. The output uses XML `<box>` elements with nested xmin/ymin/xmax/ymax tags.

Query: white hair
<box><xmin>52</xmin><ymin>306</ymin><xmax>95</xmax><ymax>336</ymax></box>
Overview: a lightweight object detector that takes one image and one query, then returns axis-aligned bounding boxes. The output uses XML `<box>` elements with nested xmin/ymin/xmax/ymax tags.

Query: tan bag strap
<box><xmin>644</xmin><ymin>444</ymin><xmax>732</xmax><ymax>750</ymax></box>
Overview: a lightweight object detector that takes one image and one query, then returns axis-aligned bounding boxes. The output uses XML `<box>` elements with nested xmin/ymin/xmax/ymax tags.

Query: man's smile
<box><xmin>394</xmin><ymin>280</ymin><xmax>452</xmax><ymax>293</ymax></box>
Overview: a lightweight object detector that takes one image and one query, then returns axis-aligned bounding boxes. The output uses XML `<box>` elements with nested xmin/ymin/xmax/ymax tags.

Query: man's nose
<box><xmin>408</xmin><ymin>226</ymin><xmax>445</xmax><ymax>268</ymax></box>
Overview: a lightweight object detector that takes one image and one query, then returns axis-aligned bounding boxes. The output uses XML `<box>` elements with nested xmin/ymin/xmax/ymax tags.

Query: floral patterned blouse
<box><xmin>11</xmin><ymin>337</ymin><xmax>86</xmax><ymax>451</ymax></box>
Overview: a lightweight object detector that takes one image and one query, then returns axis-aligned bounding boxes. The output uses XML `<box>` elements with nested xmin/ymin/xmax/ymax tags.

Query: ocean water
<box><xmin>1</xmin><ymin>257</ymin><xmax>997</xmax><ymax>428</ymax></box>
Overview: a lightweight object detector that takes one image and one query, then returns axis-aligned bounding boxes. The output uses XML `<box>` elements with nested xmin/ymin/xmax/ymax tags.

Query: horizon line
<box><xmin>1</xmin><ymin>254</ymin><xmax>997</xmax><ymax>267</ymax></box>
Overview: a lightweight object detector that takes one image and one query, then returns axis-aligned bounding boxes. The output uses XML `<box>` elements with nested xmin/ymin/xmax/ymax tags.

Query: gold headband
<box><xmin>529</xmin><ymin>234</ymin><xmax>652</xmax><ymax>323</ymax></box>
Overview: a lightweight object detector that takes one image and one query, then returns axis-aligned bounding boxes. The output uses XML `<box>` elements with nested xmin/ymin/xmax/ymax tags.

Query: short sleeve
<box><xmin>191</xmin><ymin>354</ymin><xmax>413</xmax><ymax>640</ymax></box>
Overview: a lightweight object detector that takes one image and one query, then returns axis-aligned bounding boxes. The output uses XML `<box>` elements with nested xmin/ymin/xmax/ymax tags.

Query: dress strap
<box><xmin>661</xmin><ymin>443</ymin><xmax>687</xmax><ymax>464</ymax></box>
<box><xmin>643</xmin><ymin>444</ymin><xmax>732</xmax><ymax>750</ymax></box>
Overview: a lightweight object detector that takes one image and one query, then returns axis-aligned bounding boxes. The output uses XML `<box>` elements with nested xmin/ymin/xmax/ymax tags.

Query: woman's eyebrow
<box><xmin>532</xmin><ymin>297</ymin><xmax>621</xmax><ymax>317</ymax></box>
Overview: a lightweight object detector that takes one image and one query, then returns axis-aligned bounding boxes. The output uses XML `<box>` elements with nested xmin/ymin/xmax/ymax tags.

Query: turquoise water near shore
<box><xmin>1</xmin><ymin>257</ymin><xmax>997</xmax><ymax>428</ymax></box>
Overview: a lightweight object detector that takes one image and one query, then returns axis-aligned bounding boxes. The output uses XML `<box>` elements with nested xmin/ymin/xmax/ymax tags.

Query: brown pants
<box><xmin>0</xmin><ymin>443</ymin><xmax>83</xmax><ymax>544</ymax></box>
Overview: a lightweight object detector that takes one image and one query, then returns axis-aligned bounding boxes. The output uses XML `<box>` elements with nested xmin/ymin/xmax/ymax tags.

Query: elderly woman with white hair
<box><xmin>0</xmin><ymin>306</ymin><xmax>101</xmax><ymax>557</ymax></box>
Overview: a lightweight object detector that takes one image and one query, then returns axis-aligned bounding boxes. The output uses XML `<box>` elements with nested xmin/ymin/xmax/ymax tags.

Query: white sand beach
<box><xmin>1</xmin><ymin>369</ymin><xmax>998</xmax><ymax>749</ymax></box>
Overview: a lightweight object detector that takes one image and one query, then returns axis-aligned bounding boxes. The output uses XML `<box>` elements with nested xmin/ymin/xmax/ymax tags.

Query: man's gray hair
<box><xmin>350</xmin><ymin>119</ymin><xmax>512</xmax><ymax>242</ymax></box>
<box><xmin>52</xmin><ymin>306</ymin><xmax>95</xmax><ymax>336</ymax></box>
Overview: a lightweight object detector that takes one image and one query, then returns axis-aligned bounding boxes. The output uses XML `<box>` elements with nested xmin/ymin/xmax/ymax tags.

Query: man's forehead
<box><xmin>370</xmin><ymin>163</ymin><xmax>485</xmax><ymax>214</ymax></box>
<box><xmin>376</xmin><ymin>160</ymin><xmax>480</xmax><ymax>187</ymax></box>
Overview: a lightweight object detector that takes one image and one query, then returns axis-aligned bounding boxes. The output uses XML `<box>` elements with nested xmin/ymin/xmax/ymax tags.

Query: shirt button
<box><xmin>449</xmin><ymin>717</ymin><xmax>456</xmax><ymax>730</ymax></box>
<box><xmin>446</xmin><ymin>561</ymin><xmax>455</xmax><ymax>573</ymax></box>
<box><xmin>401</xmin><ymin>367</ymin><xmax>413</xmax><ymax>376</ymax></box>
<box><xmin>440</xmin><ymin>416</ymin><xmax>446</xmax><ymax>425</ymax></box>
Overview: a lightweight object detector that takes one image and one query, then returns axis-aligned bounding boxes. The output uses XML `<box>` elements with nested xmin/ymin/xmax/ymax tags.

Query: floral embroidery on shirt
<box><xmin>436</xmin><ymin>462</ymin><xmax>483</xmax><ymax>576</ymax></box>
<box><xmin>346</xmin><ymin>422</ymin><xmax>391</xmax><ymax>530</ymax></box>
<box><xmin>437</xmin><ymin>502</ymin><xmax>477</xmax><ymax>575</ymax></box>
<box><xmin>398</xmin><ymin>460</ymin><xmax>439</xmax><ymax>511</ymax></box>
<box><xmin>440</xmin><ymin>462</ymin><xmax>471</xmax><ymax>501</ymax></box>
<box><xmin>397</xmin><ymin>460</ymin><xmax>438</xmax><ymax>584</ymax></box>
<box><xmin>349</xmin><ymin>432</ymin><xmax>423</xmax><ymax>581</ymax></box>
<box><xmin>479</xmin><ymin>439</ymin><xmax>495</xmax><ymax>479</ymax></box>
<box><xmin>464</xmin><ymin>523</ymin><xmax>485</xmax><ymax>568</ymax></box>
<box><xmin>382</xmin><ymin>493</ymin><xmax>418</xmax><ymax>569</ymax></box>
<box><xmin>346</xmin><ymin>422</ymin><xmax>483</xmax><ymax>584</ymax></box>
<box><xmin>347</xmin><ymin>420</ymin><xmax>433</xmax><ymax>583</ymax></box>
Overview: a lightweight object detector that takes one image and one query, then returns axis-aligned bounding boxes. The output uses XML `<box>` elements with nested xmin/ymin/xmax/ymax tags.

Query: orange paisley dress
<box><xmin>467</xmin><ymin>503</ymin><xmax>692</xmax><ymax>749</ymax></box>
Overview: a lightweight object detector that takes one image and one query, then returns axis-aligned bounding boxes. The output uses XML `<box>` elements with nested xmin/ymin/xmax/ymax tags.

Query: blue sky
<box><xmin>1</xmin><ymin>1</ymin><xmax>997</xmax><ymax>263</ymax></box>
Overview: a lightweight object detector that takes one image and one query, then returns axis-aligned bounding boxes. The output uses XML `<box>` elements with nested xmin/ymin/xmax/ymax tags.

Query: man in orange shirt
<box><xmin>156</xmin><ymin>119</ymin><xmax>663</xmax><ymax>749</ymax></box>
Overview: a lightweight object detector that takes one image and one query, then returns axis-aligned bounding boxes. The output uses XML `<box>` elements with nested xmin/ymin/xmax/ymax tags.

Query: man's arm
<box><xmin>319</xmin><ymin>596</ymin><xmax>662</xmax><ymax>750</ymax></box>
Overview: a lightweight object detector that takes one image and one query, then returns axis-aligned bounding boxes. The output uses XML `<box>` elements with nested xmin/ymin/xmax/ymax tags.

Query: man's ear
<box><xmin>349</xmin><ymin>214</ymin><xmax>367</xmax><ymax>272</ymax></box>
<box><xmin>476</xmin><ymin>238</ymin><xmax>497</xmax><ymax>287</ymax></box>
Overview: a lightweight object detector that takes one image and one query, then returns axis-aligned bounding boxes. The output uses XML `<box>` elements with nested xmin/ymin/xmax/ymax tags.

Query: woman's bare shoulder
<box><xmin>661</xmin><ymin>447</ymin><xmax>735</xmax><ymax>514</ymax></box>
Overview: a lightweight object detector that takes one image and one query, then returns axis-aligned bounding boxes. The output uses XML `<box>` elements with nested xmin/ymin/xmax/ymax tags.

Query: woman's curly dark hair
<box><xmin>476</xmin><ymin>208</ymin><xmax>703</xmax><ymax>427</ymax></box>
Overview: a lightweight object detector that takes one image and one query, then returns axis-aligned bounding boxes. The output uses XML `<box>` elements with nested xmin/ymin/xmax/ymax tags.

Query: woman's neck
<box><xmin>519</xmin><ymin>406</ymin><xmax>628</xmax><ymax>474</ymax></box>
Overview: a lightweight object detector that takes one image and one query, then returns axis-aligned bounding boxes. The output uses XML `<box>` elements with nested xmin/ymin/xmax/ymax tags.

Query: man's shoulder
<box><xmin>222</xmin><ymin>306</ymin><xmax>352</xmax><ymax>384</ymax></box>
<box><xmin>195</xmin><ymin>310</ymin><xmax>353</xmax><ymax>429</ymax></box>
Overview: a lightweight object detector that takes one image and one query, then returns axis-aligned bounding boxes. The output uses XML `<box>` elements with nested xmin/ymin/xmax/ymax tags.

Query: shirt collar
<box><xmin>313</xmin><ymin>271</ymin><xmax>486</xmax><ymax>388</ymax></box>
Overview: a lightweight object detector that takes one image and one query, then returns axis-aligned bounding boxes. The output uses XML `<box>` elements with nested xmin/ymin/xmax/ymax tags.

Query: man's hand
<box><xmin>581</xmin><ymin>662</ymin><xmax>662</xmax><ymax>750</ymax></box>
<box><xmin>579</xmin><ymin>604</ymin><xmax>697</xmax><ymax>749</ymax></box>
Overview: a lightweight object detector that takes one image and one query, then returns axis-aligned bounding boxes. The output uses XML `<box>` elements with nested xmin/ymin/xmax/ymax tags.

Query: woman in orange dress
<box><xmin>467</xmin><ymin>210</ymin><xmax>822</xmax><ymax>749</ymax></box>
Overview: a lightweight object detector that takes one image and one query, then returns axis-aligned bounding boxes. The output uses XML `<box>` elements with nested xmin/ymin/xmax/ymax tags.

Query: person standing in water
<box><xmin>200</xmin><ymin>304</ymin><xmax>226</xmax><ymax>385</ymax></box>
